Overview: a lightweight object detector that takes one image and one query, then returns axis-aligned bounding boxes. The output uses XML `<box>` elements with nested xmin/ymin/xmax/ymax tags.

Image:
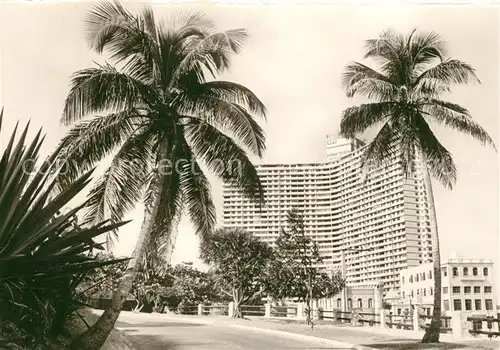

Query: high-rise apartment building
<box><xmin>222</xmin><ymin>135</ymin><xmax>435</xmax><ymax>293</ymax></box>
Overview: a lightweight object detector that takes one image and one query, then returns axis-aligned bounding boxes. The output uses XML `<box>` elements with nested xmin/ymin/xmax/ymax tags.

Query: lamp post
<box><xmin>339</xmin><ymin>246</ymin><xmax>374</xmax><ymax>313</ymax></box>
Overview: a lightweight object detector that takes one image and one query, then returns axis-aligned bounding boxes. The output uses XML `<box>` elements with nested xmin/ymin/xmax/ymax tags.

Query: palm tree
<box><xmin>339</xmin><ymin>29</ymin><xmax>495</xmax><ymax>343</ymax></box>
<box><xmin>58</xmin><ymin>2</ymin><xmax>266</xmax><ymax>348</ymax></box>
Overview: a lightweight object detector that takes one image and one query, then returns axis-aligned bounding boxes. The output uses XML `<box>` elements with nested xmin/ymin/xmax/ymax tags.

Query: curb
<box><xmin>228</xmin><ymin>323</ymin><xmax>376</xmax><ymax>350</ymax></box>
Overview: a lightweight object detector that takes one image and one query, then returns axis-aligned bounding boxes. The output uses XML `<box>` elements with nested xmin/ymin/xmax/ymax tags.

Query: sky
<box><xmin>0</xmin><ymin>2</ymin><xmax>498</xmax><ymax>296</ymax></box>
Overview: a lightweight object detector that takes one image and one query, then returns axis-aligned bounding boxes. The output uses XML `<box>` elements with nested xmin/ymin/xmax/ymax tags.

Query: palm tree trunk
<box><xmin>70</xmin><ymin>140</ymin><xmax>170</xmax><ymax>350</ymax></box>
<box><xmin>420</xmin><ymin>150</ymin><xmax>442</xmax><ymax>344</ymax></box>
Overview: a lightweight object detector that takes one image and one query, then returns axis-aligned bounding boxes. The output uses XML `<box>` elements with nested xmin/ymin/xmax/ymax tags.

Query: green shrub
<box><xmin>0</xmin><ymin>111</ymin><xmax>129</xmax><ymax>348</ymax></box>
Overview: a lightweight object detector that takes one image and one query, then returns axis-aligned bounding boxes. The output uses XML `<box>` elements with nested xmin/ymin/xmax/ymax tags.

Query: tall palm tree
<box><xmin>339</xmin><ymin>29</ymin><xmax>495</xmax><ymax>343</ymax></box>
<box><xmin>58</xmin><ymin>2</ymin><xmax>266</xmax><ymax>348</ymax></box>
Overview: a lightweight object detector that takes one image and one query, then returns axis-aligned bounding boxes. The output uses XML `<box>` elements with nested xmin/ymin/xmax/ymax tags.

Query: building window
<box><xmin>453</xmin><ymin>299</ymin><xmax>462</xmax><ymax>311</ymax></box>
<box><xmin>452</xmin><ymin>267</ymin><xmax>458</xmax><ymax>277</ymax></box>
<box><xmin>452</xmin><ymin>286</ymin><xmax>460</xmax><ymax>294</ymax></box>
<box><xmin>357</xmin><ymin>298</ymin><xmax>363</xmax><ymax>309</ymax></box>
<box><xmin>416</xmin><ymin>275</ymin><xmax>419</xmax><ymax>282</ymax></box>
<box><xmin>485</xmin><ymin>299</ymin><xmax>493</xmax><ymax>310</ymax></box>
<box><xmin>472</xmin><ymin>267</ymin><xmax>478</xmax><ymax>276</ymax></box>
<box><xmin>402</xmin><ymin>291</ymin><xmax>405</xmax><ymax>298</ymax></box>
<box><xmin>475</xmin><ymin>299</ymin><xmax>482</xmax><ymax>310</ymax></box>
<box><xmin>442</xmin><ymin>268</ymin><xmax>447</xmax><ymax>277</ymax></box>
<box><xmin>368</xmin><ymin>298</ymin><xmax>373</xmax><ymax>308</ymax></box>
<box><xmin>484</xmin><ymin>286</ymin><xmax>492</xmax><ymax>294</ymax></box>
<box><xmin>428</xmin><ymin>270</ymin><xmax>433</xmax><ymax>279</ymax></box>
<box><xmin>483</xmin><ymin>268</ymin><xmax>488</xmax><ymax>276</ymax></box>
<box><xmin>410</xmin><ymin>275</ymin><xmax>413</xmax><ymax>283</ymax></box>
<box><xmin>443</xmin><ymin>300</ymin><xmax>450</xmax><ymax>311</ymax></box>
<box><xmin>474</xmin><ymin>286</ymin><xmax>481</xmax><ymax>294</ymax></box>
<box><xmin>337</xmin><ymin>298</ymin><xmax>342</xmax><ymax>309</ymax></box>
<box><xmin>465</xmin><ymin>299</ymin><xmax>472</xmax><ymax>310</ymax></box>
<box><xmin>464</xmin><ymin>286</ymin><xmax>471</xmax><ymax>294</ymax></box>
<box><xmin>397</xmin><ymin>308</ymin><xmax>401</xmax><ymax>315</ymax></box>
<box><xmin>443</xmin><ymin>287</ymin><xmax>448</xmax><ymax>294</ymax></box>
<box><xmin>463</xmin><ymin>267</ymin><xmax>468</xmax><ymax>276</ymax></box>
<box><xmin>430</xmin><ymin>287</ymin><xmax>433</xmax><ymax>296</ymax></box>
<box><xmin>347</xmin><ymin>298</ymin><xmax>352</xmax><ymax>310</ymax></box>
<box><xmin>422</xmin><ymin>273</ymin><xmax>426</xmax><ymax>281</ymax></box>
<box><xmin>472</xmin><ymin>319</ymin><xmax>483</xmax><ymax>330</ymax></box>
<box><xmin>423</xmin><ymin>289</ymin><xmax>427</xmax><ymax>296</ymax></box>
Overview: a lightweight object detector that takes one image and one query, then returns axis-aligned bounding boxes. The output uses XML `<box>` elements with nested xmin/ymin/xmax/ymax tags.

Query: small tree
<box><xmin>161</xmin><ymin>265</ymin><xmax>227</xmax><ymax>313</ymax></box>
<box><xmin>200</xmin><ymin>228</ymin><xmax>273</xmax><ymax>318</ymax></box>
<box><xmin>263</xmin><ymin>209</ymin><xmax>345</xmax><ymax>325</ymax></box>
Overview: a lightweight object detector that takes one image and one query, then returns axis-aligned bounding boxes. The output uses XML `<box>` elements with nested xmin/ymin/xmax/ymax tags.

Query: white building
<box><xmin>397</xmin><ymin>257</ymin><xmax>497</xmax><ymax>317</ymax></box>
<box><xmin>223</xmin><ymin>134</ymin><xmax>436</xmax><ymax>294</ymax></box>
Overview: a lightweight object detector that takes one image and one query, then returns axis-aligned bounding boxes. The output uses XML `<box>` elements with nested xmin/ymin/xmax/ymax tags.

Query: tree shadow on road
<box><xmin>116</xmin><ymin>321</ymin><xmax>206</xmax><ymax>328</ymax></box>
<box><xmin>365</xmin><ymin>339</ymin><xmax>468</xmax><ymax>349</ymax></box>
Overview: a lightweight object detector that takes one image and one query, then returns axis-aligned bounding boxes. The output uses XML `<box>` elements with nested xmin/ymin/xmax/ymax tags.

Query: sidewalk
<box><xmin>210</xmin><ymin>317</ymin><xmax>500</xmax><ymax>350</ymax></box>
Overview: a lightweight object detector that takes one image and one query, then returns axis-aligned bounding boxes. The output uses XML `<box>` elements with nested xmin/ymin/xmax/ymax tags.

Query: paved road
<box><xmin>114</xmin><ymin>313</ymin><xmax>353</xmax><ymax>350</ymax></box>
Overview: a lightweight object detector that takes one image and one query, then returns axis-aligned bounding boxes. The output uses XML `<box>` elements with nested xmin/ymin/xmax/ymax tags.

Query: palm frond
<box><xmin>177</xmin><ymin>140</ymin><xmax>216</xmax><ymax>241</ymax></box>
<box><xmin>82</xmin><ymin>129</ymin><xmax>155</xmax><ymax>245</ymax></box>
<box><xmin>54</xmin><ymin>109</ymin><xmax>143</xmax><ymax>193</ymax></box>
<box><xmin>177</xmin><ymin>88</ymin><xmax>266</xmax><ymax>157</ymax></box>
<box><xmin>364</xmin><ymin>29</ymin><xmax>405</xmax><ymax>64</ymax></box>
<box><xmin>407</xmin><ymin>30</ymin><xmax>446</xmax><ymax>67</ymax></box>
<box><xmin>341</xmin><ymin>62</ymin><xmax>398</xmax><ymax>100</ymax></box>
<box><xmin>170</xmin><ymin>28</ymin><xmax>248</xmax><ymax>86</ymax></box>
<box><xmin>413</xmin><ymin>59</ymin><xmax>480</xmax><ymax>96</ymax></box>
<box><xmin>420</xmin><ymin>99</ymin><xmax>496</xmax><ymax>150</ymax></box>
<box><xmin>339</xmin><ymin>102</ymin><xmax>397</xmax><ymax>138</ymax></box>
<box><xmin>185</xmin><ymin>120</ymin><xmax>264</xmax><ymax>204</ymax></box>
<box><xmin>187</xmin><ymin>81</ymin><xmax>267</xmax><ymax>116</ymax></box>
<box><xmin>413</xmin><ymin>114</ymin><xmax>457</xmax><ymax>189</ymax></box>
<box><xmin>358</xmin><ymin>120</ymin><xmax>400</xmax><ymax>176</ymax></box>
<box><xmin>143</xmin><ymin>139</ymin><xmax>184</xmax><ymax>258</ymax></box>
<box><xmin>62</xmin><ymin>65</ymin><xmax>155</xmax><ymax>125</ymax></box>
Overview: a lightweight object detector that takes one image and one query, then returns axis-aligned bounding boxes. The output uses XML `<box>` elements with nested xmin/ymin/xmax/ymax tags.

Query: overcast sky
<box><xmin>1</xmin><ymin>2</ymin><xmax>498</xmax><ymax>294</ymax></box>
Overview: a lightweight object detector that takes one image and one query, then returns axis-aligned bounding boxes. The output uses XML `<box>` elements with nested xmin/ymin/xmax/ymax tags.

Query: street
<box><xmin>114</xmin><ymin>312</ymin><xmax>353</xmax><ymax>350</ymax></box>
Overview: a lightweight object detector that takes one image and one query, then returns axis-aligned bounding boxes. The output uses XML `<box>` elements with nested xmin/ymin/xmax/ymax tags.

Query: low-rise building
<box><xmin>395</xmin><ymin>257</ymin><xmax>496</xmax><ymax>317</ymax></box>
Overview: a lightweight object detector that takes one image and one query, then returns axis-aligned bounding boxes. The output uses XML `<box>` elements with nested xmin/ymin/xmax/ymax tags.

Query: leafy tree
<box><xmin>77</xmin><ymin>253</ymin><xmax>128</xmax><ymax>301</ymax></box>
<box><xmin>263</xmin><ymin>209</ymin><xmax>345</xmax><ymax>325</ymax></box>
<box><xmin>160</xmin><ymin>265</ymin><xmax>228</xmax><ymax>312</ymax></box>
<box><xmin>339</xmin><ymin>29</ymin><xmax>495</xmax><ymax>343</ymax></box>
<box><xmin>78</xmin><ymin>257</ymin><xmax>225</xmax><ymax>314</ymax></box>
<box><xmin>200</xmin><ymin>228</ymin><xmax>273</xmax><ymax>318</ymax></box>
<box><xmin>60</xmin><ymin>2</ymin><xmax>266</xmax><ymax>348</ymax></box>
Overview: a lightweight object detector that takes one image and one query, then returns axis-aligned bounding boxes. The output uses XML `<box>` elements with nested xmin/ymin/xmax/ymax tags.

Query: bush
<box><xmin>0</xmin><ymin>113</ymin><xmax>128</xmax><ymax>348</ymax></box>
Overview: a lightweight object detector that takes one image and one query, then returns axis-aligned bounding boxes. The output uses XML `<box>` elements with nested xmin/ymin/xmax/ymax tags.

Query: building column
<box><xmin>265</xmin><ymin>303</ymin><xmax>271</xmax><ymax>318</ymax></box>
<box><xmin>374</xmin><ymin>282</ymin><xmax>384</xmax><ymax>327</ymax></box>
<box><xmin>228</xmin><ymin>302</ymin><xmax>234</xmax><ymax>318</ymax></box>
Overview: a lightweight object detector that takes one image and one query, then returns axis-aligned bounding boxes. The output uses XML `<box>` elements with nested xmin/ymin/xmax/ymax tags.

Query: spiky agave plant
<box><xmin>0</xmin><ymin>110</ymin><xmax>129</xmax><ymax>349</ymax></box>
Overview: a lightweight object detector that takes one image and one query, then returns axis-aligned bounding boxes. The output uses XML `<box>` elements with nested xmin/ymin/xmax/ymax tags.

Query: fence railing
<box><xmin>270</xmin><ymin>304</ymin><xmax>298</xmax><ymax>317</ymax></box>
<box><xmin>201</xmin><ymin>304</ymin><xmax>229</xmax><ymax>316</ymax></box>
<box><xmin>164</xmin><ymin>302</ymin><xmax>493</xmax><ymax>339</ymax></box>
<box><xmin>467</xmin><ymin>316</ymin><xmax>500</xmax><ymax>339</ymax></box>
<box><xmin>241</xmin><ymin>305</ymin><xmax>266</xmax><ymax>317</ymax></box>
<box><xmin>419</xmin><ymin>315</ymin><xmax>452</xmax><ymax>333</ymax></box>
<box><xmin>358</xmin><ymin>312</ymin><xmax>380</xmax><ymax>326</ymax></box>
<box><xmin>385</xmin><ymin>313</ymin><xmax>413</xmax><ymax>330</ymax></box>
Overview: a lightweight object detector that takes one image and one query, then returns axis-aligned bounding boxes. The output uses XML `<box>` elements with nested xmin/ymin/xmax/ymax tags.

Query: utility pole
<box><xmin>341</xmin><ymin>249</ymin><xmax>348</xmax><ymax>313</ymax></box>
<box><xmin>339</xmin><ymin>246</ymin><xmax>373</xmax><ymax>313</ymax></box>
